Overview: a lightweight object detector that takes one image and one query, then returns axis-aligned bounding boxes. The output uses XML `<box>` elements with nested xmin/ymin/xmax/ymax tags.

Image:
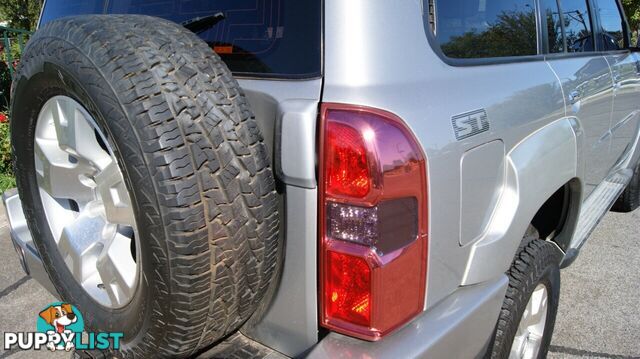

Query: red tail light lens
<box><xmin>319</xmin><ymin>103</ymin><xmax>428</xmax><ymax>341</ymax></box>
<box><xmin>325</xmin><ymin>251</ymin><xmax>371</xmax><ymax>326</ymax></box>
<box><xmin>326</xmin><ymin>122</ymin><xmax>371</xmax><ymax>198</ymax></box>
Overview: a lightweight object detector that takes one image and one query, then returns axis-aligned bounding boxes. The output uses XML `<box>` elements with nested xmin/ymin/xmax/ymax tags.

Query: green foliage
<box><xmin>1</xmin><ymin>40</ymin><xmax>24</xmax><ymax>62</ymax></box>
<box><xmin>0</xmin><ymin>116</ymin><xmax>12</xmax><ymax>173</ymax></box>
<box><xmin>0</xmin><ymin>2</ymin><xmax>35</xmax><ymax>193</ymax></box>
<box><xmin>0</xmin><ymin>114</ymin><xmax>14</xmax><ymax>193</ymax></box>
<box><xmin>622</xmin><ymin>0</ymin><xmax>640</xmax><ymax>45</ymax></box>
<box><xmin>0</xmin><ymin>62</ymin><xmax>10</xmax><ymax>111</ymax></box>
<box><xmin>622</xmin><ymin>0</ymin><xmax>640</xmax><ymax>30</ymax></box>
<box><xmin>0</xmin><ymin>36</ymin><xmax>25</xmax><ymax>111</ymax></box>
<box><xmin>0</xmin><ymin>172</ymin><xmax>16</xmax><ymax>193</ymax></box>
<box><xmin>0</xmin><ymin>0</ymin><xmax>41</xmax><ymax>31</ymax></box>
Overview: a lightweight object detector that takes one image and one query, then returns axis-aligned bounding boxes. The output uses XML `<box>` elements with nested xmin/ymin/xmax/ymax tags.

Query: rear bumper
<box><xmin>2</xmin><ymin>188</ymin><xmax>58</xmax><ymax>297</ymax></box>
<box><xmin>308</xmin><ymin>275</ymin><xmax>508</xmax><ymax>359</ymax></box>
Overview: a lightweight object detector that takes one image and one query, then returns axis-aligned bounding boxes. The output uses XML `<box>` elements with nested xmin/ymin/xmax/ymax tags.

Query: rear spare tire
<box><xmin>11</xmin><ymin>14</ymin><xmax>280</xmax><ymax>357</ymax></box>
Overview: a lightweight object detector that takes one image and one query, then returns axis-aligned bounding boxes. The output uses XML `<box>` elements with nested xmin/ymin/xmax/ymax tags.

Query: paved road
<box><xmin>0</xmin><ymin>206</ymin><xmax>638</xmax><ymax>358</ymax></box>
<box><xmin>548</xmin><ymin>209</ymin><xmax>640</xmax><ymax>359</ymax></box>
<box><xmin>0</xmin><ymin>206</ymin><xmax>66</xmax><ymax>359</ymax></box>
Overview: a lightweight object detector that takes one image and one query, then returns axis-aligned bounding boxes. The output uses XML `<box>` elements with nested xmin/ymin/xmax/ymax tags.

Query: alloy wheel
<box><xmin>510</xmin><ymin>283</ymin><xmax>549</xmax><ymax>359</ymax></box>
<box><xmin>34</xmin><ymin>95</ymin><xmax>139</xmax><ymax>308</ymax></box>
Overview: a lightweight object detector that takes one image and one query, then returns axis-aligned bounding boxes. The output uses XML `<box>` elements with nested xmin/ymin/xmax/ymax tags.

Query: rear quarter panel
<box><xmin>323</xmin><ymin>0</ymin><xmax>571</xmax><ymax>307</ymax></box>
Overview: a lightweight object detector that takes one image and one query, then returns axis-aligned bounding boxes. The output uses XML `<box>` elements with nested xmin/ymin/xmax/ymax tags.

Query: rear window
<box><xmin>40</xmin><ymin>0</ymin><xmax>321</xmax><ymax>79</ymax></box>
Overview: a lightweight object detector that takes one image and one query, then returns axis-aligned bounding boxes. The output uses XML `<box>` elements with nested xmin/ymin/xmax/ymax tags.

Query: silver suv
<box><xmin>4</xmin><ymin>0</ymin><xmax>640</xmax><ymax>357</ymax></box>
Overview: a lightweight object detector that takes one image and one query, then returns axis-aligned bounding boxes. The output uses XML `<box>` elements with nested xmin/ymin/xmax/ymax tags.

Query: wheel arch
<box><xmin>532</xmin><ymin>178</ymin><xmax>582</xmax><ymax>254</ymax></box>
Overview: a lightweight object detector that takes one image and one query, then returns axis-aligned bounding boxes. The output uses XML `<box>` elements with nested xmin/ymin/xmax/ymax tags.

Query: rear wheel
<box><xmin>611</xmin><ymin>162</ymin><xmax>640</xmax><ymax>213</ymax></box>
<box><xmin>12</xmin><ymin>14</ymin><xmax>280</xmax><ymax>357</ymax></box>
<box><xmin>486</xmin><ymin>227</ymin><xmax>562</xmax><ymax>359</ymax></box>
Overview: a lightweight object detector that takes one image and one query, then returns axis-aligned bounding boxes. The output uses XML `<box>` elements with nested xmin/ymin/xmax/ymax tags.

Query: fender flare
<box><xmin>461</xmin><ymin>118</ymin><xmax>579</xmax><ymax>285</ymax></box>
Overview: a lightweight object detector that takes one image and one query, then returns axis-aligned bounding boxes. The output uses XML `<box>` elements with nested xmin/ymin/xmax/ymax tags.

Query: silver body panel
<box><xmin>2</xmin><ymin>190</ymin><xmax>58</xmax><ymax>297</ymax></box>
<box><xmin>238</xmin><ymin>79</ymin><xmax>322</xmax><ymax>356</ymax></box>
<box><xmin>6</xmin><ymin>0</ymin><xmax>640</xmax><ymax>357</ymax></box>
<box><xmin>242</xmin><ymin>186</ymin><xmax>319</xmax><ymax>356</ymax></box>
<box><xmin>322</xmin><ymin>0</ymin><xmax>570</xmax><ymax>306</ymax></box>
<box><xmin>547</xmin><ymin>56</ymin><xmax>615</xmax><ymax>195</ymax></box>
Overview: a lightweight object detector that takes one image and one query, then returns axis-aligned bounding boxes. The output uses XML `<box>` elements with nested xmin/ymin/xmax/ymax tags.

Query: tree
<box><xmin>622</xmin><ymin>0</ymin><xmax>640</xmax><ymax>32</ymax></box>
<box><xmin>0</xmin><ymin>0</ymin><xmax>42</xmax><ymax>31</ymax></box>
<box><xmin>621</xmin><ymin>0</ymin><xmax>640</xmax><ymax>44</ymax></box>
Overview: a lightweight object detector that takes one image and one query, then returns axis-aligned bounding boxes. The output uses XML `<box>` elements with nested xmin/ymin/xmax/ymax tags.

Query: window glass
<box><xmin>40</xmin><ymin>0</ymin><xmax>321</xmax><ymax>78</ymax></box>
<box><xmin>39</xmin><ymin>0</ymin><xmax>105</xmax><ymax>25</ymax></box>
<box><xmin>433</xmin><ymin>0</ymin><xmax>538</xmax><ymax>59</ymax></box>
<box><xmin>541</xmin><ymin>0</ymin><xmax>565</xmax><ymax>53</ymax></box>
<box><xmin>597</xmin><ymin>0</ymin><xmax>626</xmax><ymax>50</ymax></box>
<box><xmin>559</xmin><ymin>0</ymin><xmax>595</xmax><ymax>52</ymax></box>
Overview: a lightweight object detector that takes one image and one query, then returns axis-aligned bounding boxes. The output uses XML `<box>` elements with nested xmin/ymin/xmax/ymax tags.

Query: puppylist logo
<box><xmin>3</xmin><ymin>302</ymin><xmax>123</xmax><ymax>352</ymax></box>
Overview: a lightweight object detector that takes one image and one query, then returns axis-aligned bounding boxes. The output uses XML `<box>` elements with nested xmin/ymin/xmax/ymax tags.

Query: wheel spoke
<box><xmin>527</xmin><ymin>333</ymin><xmax>543</xmax><ymax>348</ymax></box>
<box><xmin>529</xmin><ymin>286</ymin><xmax>548</xmax><ymax>329</ymax></box>
<box><xmin>95</xmin><ymin>161</ymin><xmax>136</xmax><ymax>227</ymax></box>
<box><xmin>96</xmin><ymin>230</ymin><xmax>136</xmax><ymax>307</ymax></box>
<box><xmin>516</xmin><ymin>317</ymin><xmax>527</xmax><ymax>337</ymax></box>
<box><xmin>510</xmin><ymin>332</ymin><xmax>526</xmax><ymax>359</ymax></box>
<box><xmin>523</xmin><ymin>294</ymin><xmax>534</xmax><ymax>326</ymax></box>
<box><xmin>57</xmin><ymin>211</ymin><xmax>107</xmax><ymax>285</ymax></box>
<box><xmin>35</xmin><ymin>95</ymin><xmax>139</xmax><ymax>309</ymax></box>
<box><xmin>510</xmin><ymin>284</ymin><xmax>549</xmax><ymax>359</ymax></box>
<box><xmin>34</xmin><ymin>138</ymin><xmax>95</xmax><ymax>202</ymax></box>
<box><xmin>51</xmin><ymin>97</ymin><xmax>111</xmax><ymax>169</ymax></box>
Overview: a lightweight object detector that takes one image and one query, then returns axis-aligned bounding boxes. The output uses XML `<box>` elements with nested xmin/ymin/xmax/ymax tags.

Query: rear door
<box><xmin>542</xmin><ymin>0</ymin><xmax>615</xmax><ymax>195</ymax></box>
<box><xmin>595</xmin><ymin>0</ymin><xmax>640</xmax><ymax>165</ymax></box>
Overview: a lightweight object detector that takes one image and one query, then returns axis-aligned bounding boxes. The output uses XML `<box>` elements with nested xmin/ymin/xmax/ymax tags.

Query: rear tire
<box><xmin>12</xmin><ymin>15</ymin><xmax>280</xmax><ymax>357</ymax></box>
<box><xmin>611</xmin><ymin>163</ymin><xmax>640</xmax><ymax>213</ymax></box>
<box><xmin>486</xmin><ymin>227</ymin><xmax>562</xmax><ymax>359</ymax></box>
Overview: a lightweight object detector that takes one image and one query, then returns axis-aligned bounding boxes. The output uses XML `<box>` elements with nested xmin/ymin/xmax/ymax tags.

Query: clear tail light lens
<box><xmin>319</xmin><ymin>103</ymin><xmax>428</xmax><ymax>341</ymax></box>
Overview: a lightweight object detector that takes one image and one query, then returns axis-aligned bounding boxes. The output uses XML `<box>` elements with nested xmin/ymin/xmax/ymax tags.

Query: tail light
<box><xmin>319</xmin><ymin>103</ymin><xmax>428</xmax><ymax>341</ymax></box>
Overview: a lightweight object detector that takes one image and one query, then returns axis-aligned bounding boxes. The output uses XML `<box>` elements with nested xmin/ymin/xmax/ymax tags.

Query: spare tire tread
<box><xmin>15</xmin><ymin>14</ymin><xmax>279</xmax><ymax>357</ymax></box>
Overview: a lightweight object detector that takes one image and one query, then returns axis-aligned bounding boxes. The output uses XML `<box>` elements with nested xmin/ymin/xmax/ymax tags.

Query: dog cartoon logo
<box><xmin>36</xmin><ymin>302</ymin><xmax>84</xmax><ymax>352</ymax></box>
<box><xmin>39</xmin><ymin>303</ymin><xmax>77</xmax><ymax>334</ymax></box>
<box><xmin>4</xmin><ymin>301</ymin><xmax>122</xmax><ymax>352</ymax></box>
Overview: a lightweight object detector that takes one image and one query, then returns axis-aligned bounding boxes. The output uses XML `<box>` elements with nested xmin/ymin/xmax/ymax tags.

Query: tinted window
<box><xmin>434</xmin><ymin>0</ymin><xmax>538</xmax><ymax>59</ymax></box>
<box><xmin>541</xmin><ymin>0</ymin><xmax>565</xmax><ymax>53</ymax></box>
<box><xmin>560</xmin><ymin>0</ymin><xmax>595</xmax><ymax>52</ymax></box>
<box><xmin>40</xmin><ymin>0</ymin><xmax>321</xmax><ymax>78</ymax></box>
<box><xmin>39</xmin><ymin>0</ymin><xmax>105</xmax><ymax>24</ymax></box>
<box><xmin>597</xmin><ymin>0</ymin><xmax>626</xmax><ymax>50</ymax></box>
